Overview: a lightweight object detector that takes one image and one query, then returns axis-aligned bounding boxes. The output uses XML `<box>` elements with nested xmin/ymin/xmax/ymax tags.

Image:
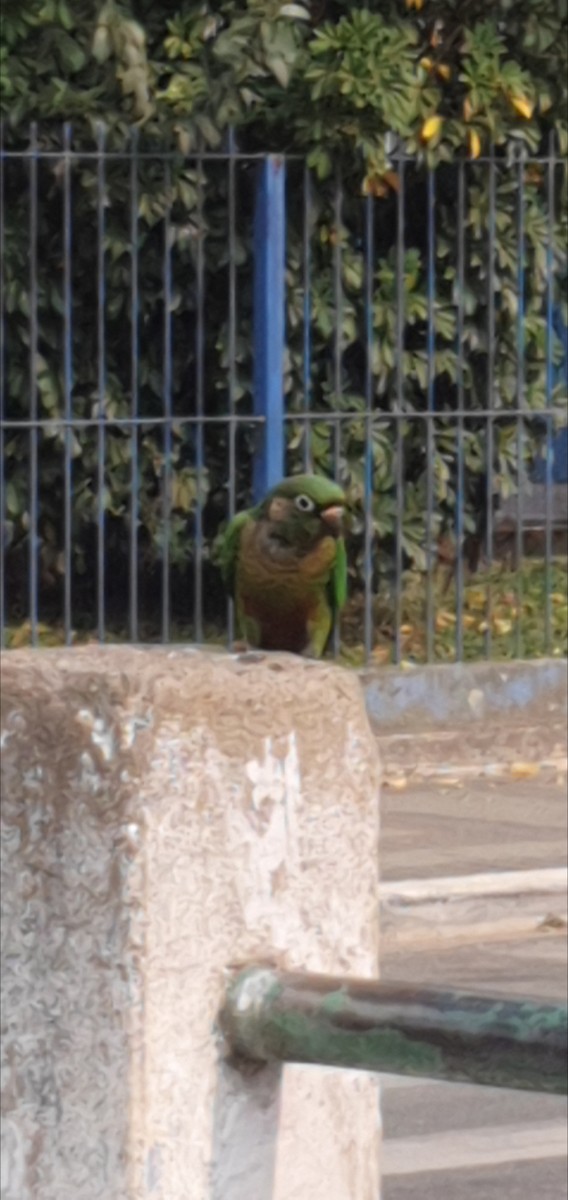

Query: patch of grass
<box><xmin>4</xmin><ymin>559</ymin><xmax>567</xmax><ymax>667</ymax></box>
<box><xmin>4</xmin><ymin>620</ymin><xmax>228</xmax><ymax>651</ymax></box>
<box><xmin>340</xmin><ymin>558</ymin><xmax>568</xmax><ymax>667</ymax></box>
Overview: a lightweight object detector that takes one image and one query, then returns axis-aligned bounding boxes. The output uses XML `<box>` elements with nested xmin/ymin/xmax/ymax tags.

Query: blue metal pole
<box><xmin>253</xmin><ymin>156</ymin><xmax>286</xmax><ymax>502</ymax></box>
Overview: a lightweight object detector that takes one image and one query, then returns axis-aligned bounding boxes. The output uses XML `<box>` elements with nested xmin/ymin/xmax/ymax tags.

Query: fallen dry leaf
<box><xmin>509</xmin><ymin>761</ymin><xmax>539</xmax><ymax>780</ymax></box>
<box><xmin>383</xmin><ymin>775</ymin><xmax>408</xmax><ymax>791</ymax></box>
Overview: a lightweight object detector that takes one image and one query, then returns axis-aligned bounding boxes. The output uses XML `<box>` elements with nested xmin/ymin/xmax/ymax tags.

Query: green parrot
<box><xmin>219</xmin><ymin>474</ymin><xmax>347</xmax><ymax>658</ymax></box>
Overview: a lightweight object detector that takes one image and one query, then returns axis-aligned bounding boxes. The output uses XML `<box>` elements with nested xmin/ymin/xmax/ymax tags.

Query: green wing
<box><xmin>218</xmin><ymin>510</ymin><xmax>251</xmax><ymax>599</ymax></box>
<box><xmin>329</xmin><ymin>536</ymin><xmax>348</xmax><ymax>615</ymax></box>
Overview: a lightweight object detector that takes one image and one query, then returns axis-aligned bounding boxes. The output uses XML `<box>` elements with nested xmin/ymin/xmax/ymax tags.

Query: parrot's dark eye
<box><xmin>294</xmin><ymin>494</ymin><xmax>315</xmax><ymax>513</ymax></box>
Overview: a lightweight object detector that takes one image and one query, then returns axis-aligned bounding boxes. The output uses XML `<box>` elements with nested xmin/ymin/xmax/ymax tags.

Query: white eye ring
<box><xmin>294</xmin><ymin>494</ymin><xmax>315</xmax><ymax>513</ymax></box>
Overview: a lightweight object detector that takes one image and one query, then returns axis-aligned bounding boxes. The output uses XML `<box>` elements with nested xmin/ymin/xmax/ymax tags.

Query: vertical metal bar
<box><xmin>333</xmin><ymin>169</ymin><xmax>343</xmax><ymax>417</ymax></box>
<box><xmin>455</xmin><ymin>159</ymin><xmax>466</xmax><ymax>662</ymax></box>
<box><xmin>364</xmin><ymin>192</ymin><xmax>374</xmax><ymax>661</ymax></box>
<box><xmin>485</xmin><ymin>146</ymin><xmax>496</xmax><ymax>659</ymax></box>
<box><xmin>0</xmin><ymin>430</ymin><xmax>4</xmax><ymax>644</ymax></box>
<box><xmin>0</xmin><ymin>121</ymin><xmax>5</xmax><ymax>646</ymax></box>
<box><xmin>332</xmin><ymin>414</ymin><xmax>341</xmax><ymax>660</ymax></box>
<box><xmin>96</xmin><ymin>122</ymin><xmax>106</xmax><ymax>643</ymax></box>
<box><xmin>162</xmin><ymin>161</ymin><xmax>172</xmax><ymax>644</ymax></box>
<box><xmin>425</xmin><ymin>165</ymin><xmax>436</xmax><ymax>663</ymax></box>
<box><xmin>515</xmin><ymin>148</ymin><xmax>526</xmax><ymax>657</ymax></box>
<box><xmin>194</xmin><ymin>154</ymin><xmax>205</xmax><ymax>644</ymax></box>
<box><xmin>394</xmin><ymin>150</ymin><xmax>406</xmax><ymax>665</ymax></box>
<box><xmin>227</xmin><ymin>128</ymin><xmax>237</xmax><ymax>645</ymax></box>
<box><xmin>63</xmin><ymin>122</ymin><xmax>73</xmax><ymax>645</ymax></box>
<box><xmin>332</xmin><ymin>168</ymin><xmax>343</xmax><ymax>658</ymax></box>
<box><xmin>129</xmin><ymin>127</ymin><xmax>139</xmax><ymax>641</ymax></box>
<box><xmin>253</xmin><ymin>155</ymin><xmax>286</xmax><ymax>502</ymax></box>
<box><xmin>302</xmin><ymin>164</ymin><xmax>312</xmax><ymax>472</ymax></box>
<box><xmin>29</xmin><ymin>123</ymin><xmax>39</xmax><ymax>645</ymax></box>
<box><xmin>544</xmin><ymin>134</ymin><xmax>555</xmax><ymax>654</ymax></box>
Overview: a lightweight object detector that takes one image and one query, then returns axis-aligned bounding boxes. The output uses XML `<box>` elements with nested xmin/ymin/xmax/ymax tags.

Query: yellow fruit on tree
<box><xmin>468</xmin><ymin>129</ymin><xmax>481</xmax><ymax>159</ymax></box>
<box><xmin>421</xmin><ymin>114</ymin><xmax>442</xmax><ymax>142</ymax></box>
<box><xmin>509</xmin><ymin>94</ymin><xmax>534</xmax><ymax>119</ymax></box>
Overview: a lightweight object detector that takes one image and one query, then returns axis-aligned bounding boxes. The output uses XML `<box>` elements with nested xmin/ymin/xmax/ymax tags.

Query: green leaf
<box><xmin>54</xmin><ymin>30</ymin><xmax>87</xmax><ymax>74</ymax></box>
<box><xmin>194</xmin><ymin>113</ymin><xmax>221</xmax><ymax>147</ymax></box>
<box><xmin>267</xmin><ymin>56</ymin><xmax>290</xmax><ymax>87</ymax></box>
<box><xmin>279</xmin><ymin>4</ymin><xmax>311</xmax><ymax>19</ymax></box>
<box><xmin>6</xmin><ymin>482</ymin><xmax>20</xmax><ymax>517</ymax></box>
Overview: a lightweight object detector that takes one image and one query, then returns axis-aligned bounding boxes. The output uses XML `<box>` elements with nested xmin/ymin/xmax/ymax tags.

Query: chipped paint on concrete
<box><xmin>231</xmin><ymin>968</ymin><xmax>276</xmax><ymax>1020</ymax></box>
<box><xmin>76</xmin><ymin>707</ymin><xmax>116</xmax><ymax>762</ymax></box>
<box><xmin>121</xmin><ymin>712</ymin><xmax>153</xmax><ymax>750</ymax></box>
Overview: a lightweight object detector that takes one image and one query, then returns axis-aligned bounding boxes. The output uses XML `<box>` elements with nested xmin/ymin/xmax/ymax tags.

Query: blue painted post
<box><xmin>534</xmin><ymin>303</ymin><xmax>568</xmax><ymax>484</ymax></box>
<box><xmin>551</xmin><ymin>305</ymin><xmax>567</xmax><ymax>483</ymax></box>
<box><xmin>253</xmin><ymin>156</ymin><xmax>286</xmax><ymax>503</ymax></box>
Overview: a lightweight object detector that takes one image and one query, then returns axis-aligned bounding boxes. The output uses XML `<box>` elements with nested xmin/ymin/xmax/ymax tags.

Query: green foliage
<box><xmin>2</xmin><ymin>0</ymin><xmax>567</xmax><ymax>648</ymax></box>
<box><xmin>3</xmin><ymin>1</ymin><xmax>567</xmax><ymax>153</ymax></box>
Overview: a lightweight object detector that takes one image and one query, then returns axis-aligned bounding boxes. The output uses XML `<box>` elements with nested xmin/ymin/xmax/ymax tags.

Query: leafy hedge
<box><xmin>2</xmin><ymin>1</ymin><xmax>567</xmax><ymax>640</ymax></box>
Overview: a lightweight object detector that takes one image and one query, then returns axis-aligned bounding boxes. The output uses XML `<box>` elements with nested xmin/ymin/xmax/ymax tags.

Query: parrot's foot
<box><xmin>235</xmin><ymin>650</ymin><xmax>266</xmax><ymax>664</ymax></box>
<box><xmin>301</xmin><ymin>644</ymin><xmax>323</xmax><ymax>661</ymax></box>
<box><xmin>231</xmin><ymin>639</ymin><xmax>267</xmax><ymax>664</ymax></box>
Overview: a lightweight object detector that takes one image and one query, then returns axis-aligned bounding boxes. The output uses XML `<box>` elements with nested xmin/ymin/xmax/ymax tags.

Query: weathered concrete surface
<box><xmin>362</xmin><ymin>659</ymin><xmax>567</xmax><ymax>731</ymax></box>
<box><xmin>362</xmin><ymin>659</ymin><xmax>568</xmax><ymax>773</ymax></box>
<box><xmin>0</xmin><ymin>647</ymin><xmax>381</xmax><ymax>1200</ymax></box>
<box><xmin>375</xmin><ymin>720</ymin><xmax>568</xmax><ymax>776</ymax></box>
<box><xmin>381</xmin><ymin>867</ymin><xmax>568</xmax><ymax>949</ymax></box>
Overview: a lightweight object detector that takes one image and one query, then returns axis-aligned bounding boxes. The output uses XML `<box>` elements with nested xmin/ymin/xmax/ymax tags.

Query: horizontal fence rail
<box><xmin>221</xmin><ymin>967</ymin><xmax>568</xmax><ymax>1096</ymax></box>
<box><xmin>1</xmin><ymin>127</ymin><xmax>567</xmax><ymax>663</ymax></box>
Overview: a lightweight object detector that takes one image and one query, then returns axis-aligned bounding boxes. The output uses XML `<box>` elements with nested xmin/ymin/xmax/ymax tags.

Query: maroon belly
<box><xmin>242</xmin><ymin>594</ymin><xmax>311</xmax><ymax>654</ymax></box>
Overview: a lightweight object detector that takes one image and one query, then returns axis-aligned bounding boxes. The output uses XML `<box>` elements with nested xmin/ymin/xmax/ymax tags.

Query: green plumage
<box><xmin>219</xmin><ymin>474</ymin><xmax>348</xmax><ymax>658</ymax></box>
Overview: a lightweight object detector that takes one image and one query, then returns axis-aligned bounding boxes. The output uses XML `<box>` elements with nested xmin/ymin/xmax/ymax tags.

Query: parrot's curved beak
<box><xmin>321</xmin><ymin>504</ymin><xmax>344</xmax><ymax>535</ymax></box>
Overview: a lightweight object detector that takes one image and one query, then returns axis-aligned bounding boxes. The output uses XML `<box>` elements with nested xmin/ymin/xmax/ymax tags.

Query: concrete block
<box><xmin>1</xmin><ymin>647</ymin><xmax>381</xmax><ymax>1200</ymax></box>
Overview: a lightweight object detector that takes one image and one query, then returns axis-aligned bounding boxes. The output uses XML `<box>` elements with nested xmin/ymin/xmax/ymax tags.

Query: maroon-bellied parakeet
<box><xmin>219</xmin><ymin>474</ymin><xmax>347</xmax><ymax>658</ymax></box>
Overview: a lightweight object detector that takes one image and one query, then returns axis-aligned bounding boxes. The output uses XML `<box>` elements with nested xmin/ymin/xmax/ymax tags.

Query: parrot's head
<box><xmin>259</xmin><ymin>474</ymin><xmax>346</xmax><ymax>549</ymax></box>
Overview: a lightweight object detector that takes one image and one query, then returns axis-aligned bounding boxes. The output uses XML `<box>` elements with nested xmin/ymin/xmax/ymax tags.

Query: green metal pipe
<box><xmin>220</xmin><ymin>967</ymin><xmax>568</xmax><ymax>1095</ymax></box>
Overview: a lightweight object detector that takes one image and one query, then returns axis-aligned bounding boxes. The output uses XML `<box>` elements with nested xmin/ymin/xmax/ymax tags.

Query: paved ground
<box><xmin>385</xmin><ymin>1155</ymin><xmax>568</xmax><ymax>1200</ymax></box>
<box><xmin>381</xmin><ymin>776</ymin><xmax>567</xmax><ymax>881</ymax></box>
<box><xmin>382</xmin><ymin>930</ymin><xmax>567</xmax><ymax>1002</ymax></box>
<box><xmin>379</xmin><ymin>772</ymin><xmax>568</xmax><ymax>1199</ymax></box>
<box><xmin>375</xmin><ymin>717</ymin><xmax>567</xmax><ymax>778</ymax></box>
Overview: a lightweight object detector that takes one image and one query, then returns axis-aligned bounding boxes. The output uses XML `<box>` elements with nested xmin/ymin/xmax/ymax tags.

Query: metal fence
<box><xmin>1</xmin><ymin>126</ymin><xmax>567</xmax><ymax>663</ymax></box>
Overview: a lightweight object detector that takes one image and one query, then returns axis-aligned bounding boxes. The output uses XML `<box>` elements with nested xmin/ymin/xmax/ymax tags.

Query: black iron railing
<box><xmin>1</xmin><ymin>127</ymin><xmax>567</xmax><ymax>660</ymax></box>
